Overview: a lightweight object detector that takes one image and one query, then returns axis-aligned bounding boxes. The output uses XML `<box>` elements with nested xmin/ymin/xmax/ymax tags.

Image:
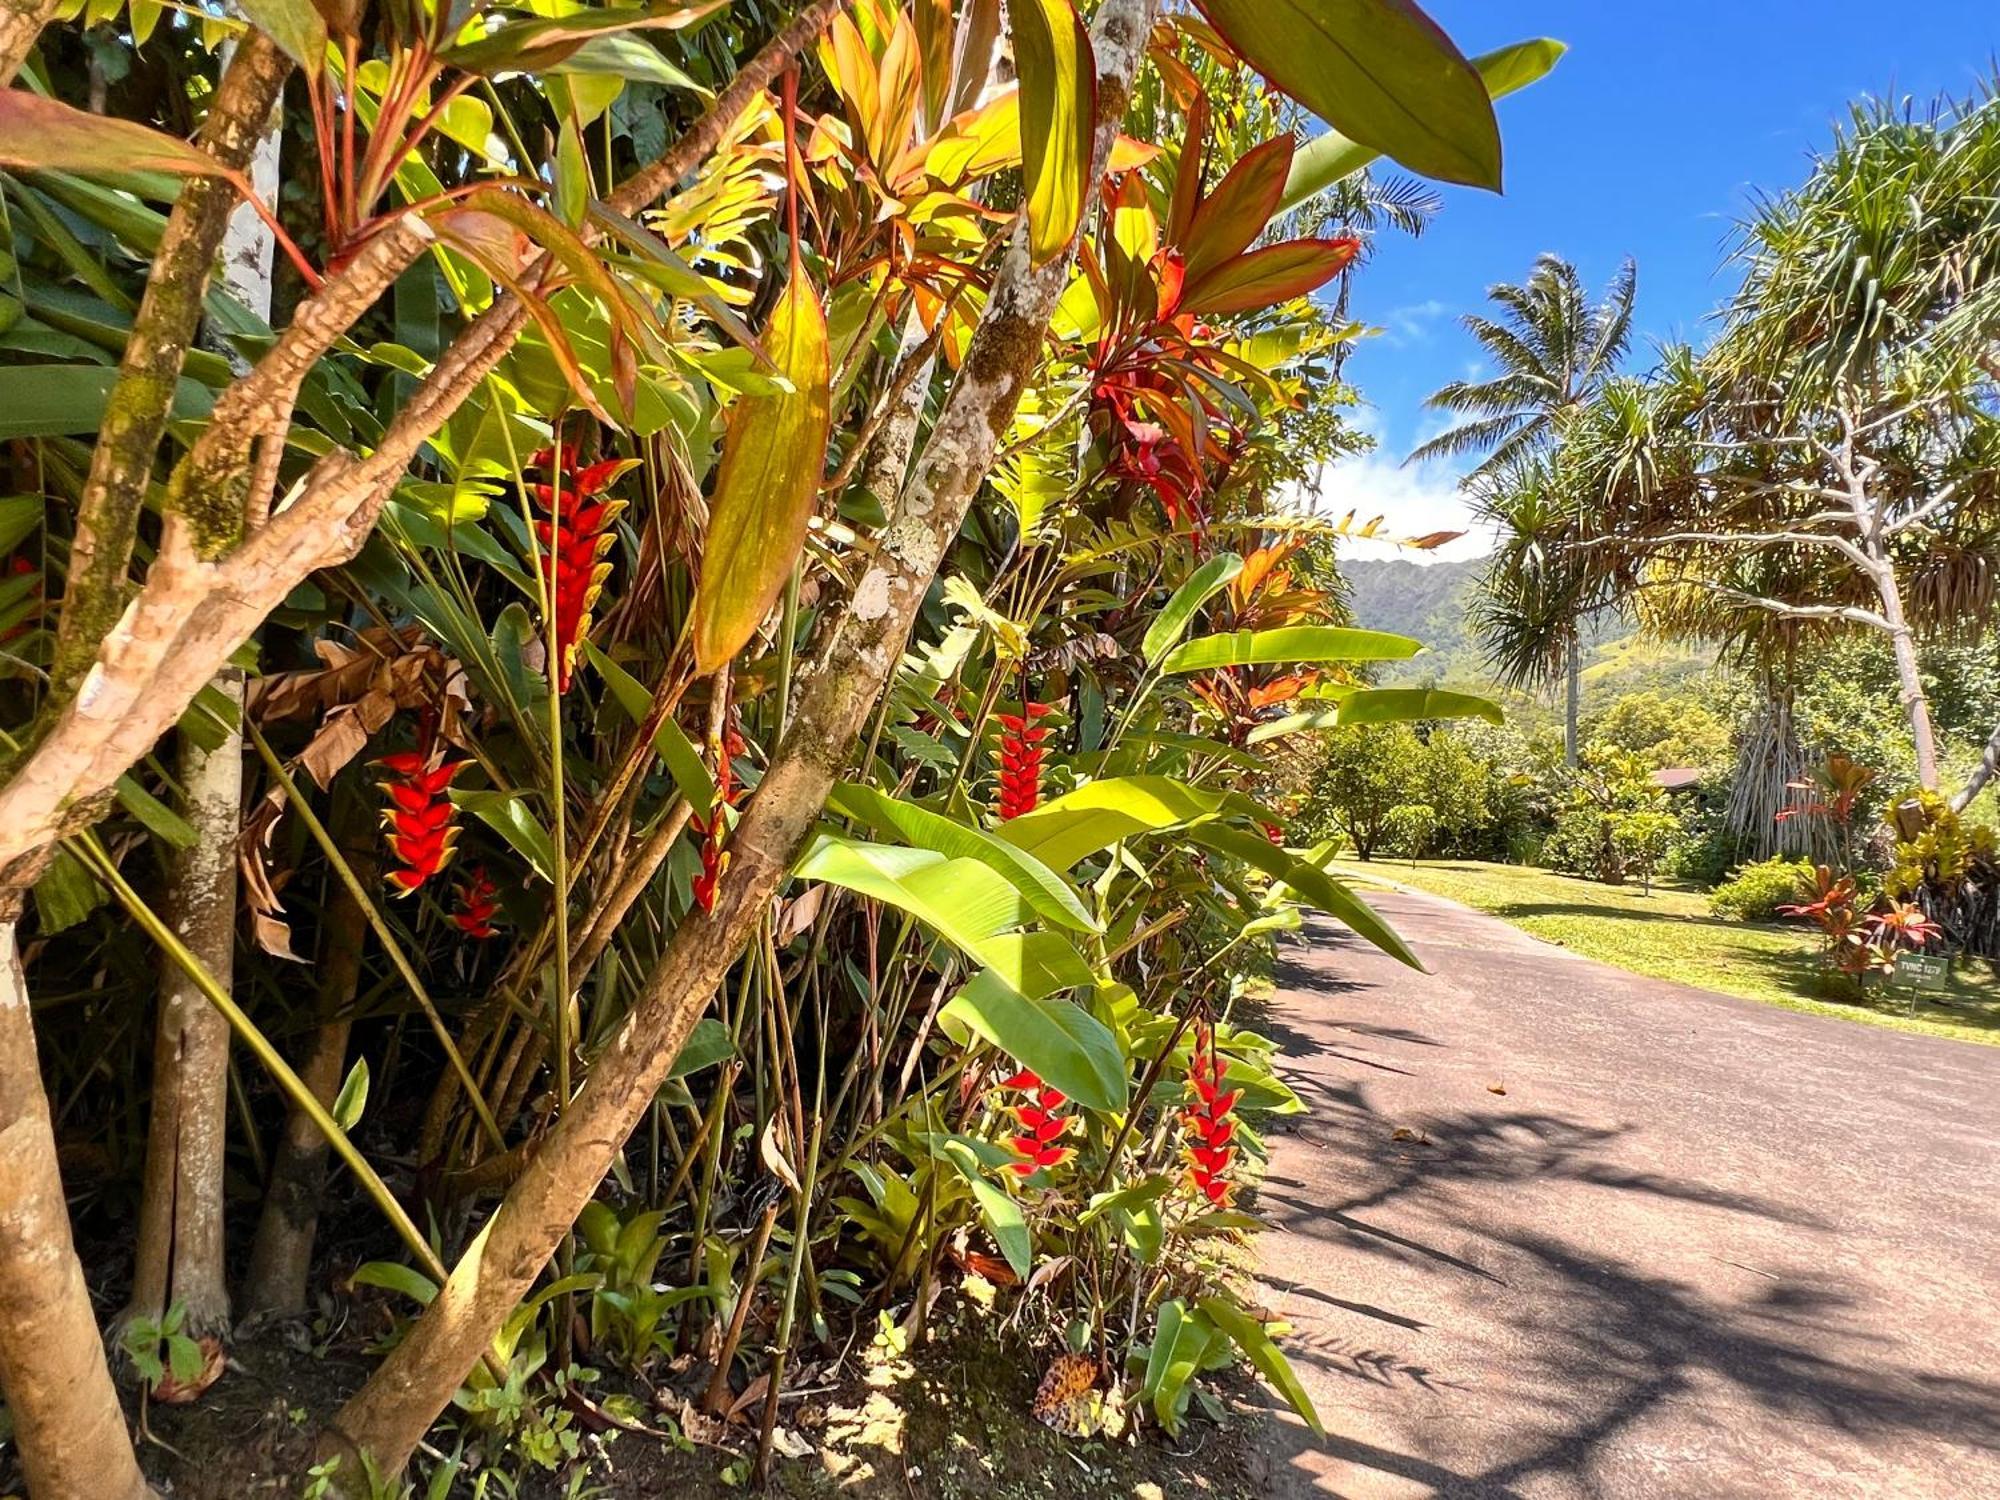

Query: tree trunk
<box><xmin>128</xmin><ymin>84</ymin><xmax>277</xmax><ymax>1337</ymax></box>
<box><xmin>1563</xmin><ymin>630</ymin><xmax>1581</xmax><ymax>767</ymax></box>
<box><xmin>0</xmin><ymin>0</ymin><xmax>63</xmax><ymax>88</ymax></box>
<box><xmin>1875</xmin><ymin>568</ymin><xmax>1940</xmax><ymax>791</ymax></box>
<box><xmin>323</xmin><ymin>0</ymin><xmax>1155</xmax><ymax>1478</ymax></box>
<box><xmin>243</xmin><ymin>809</ymin><xmax>372</xmax><ymax>1316</ymax></box>
<box><xmin>1951</xmin><ymin>719</ymin><xmax>2000</xmax><ymax>814</ymax></box>
<box><xmin>0</xmin><ymin>912</ymin><xmax>158</xmax><ymax>1500</ymax></box>
<box><xmin>127</xmin><ymin>672</ymin><xmax>244</xmax><ymax>1337</ymax></box>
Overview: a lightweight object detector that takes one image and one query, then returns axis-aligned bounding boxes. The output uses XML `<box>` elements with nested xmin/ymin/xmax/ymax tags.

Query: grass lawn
<box><xmin>1332</xmin><ymin>858</ymin><xmax>2000</xmax><ymax>1047</ymax></box>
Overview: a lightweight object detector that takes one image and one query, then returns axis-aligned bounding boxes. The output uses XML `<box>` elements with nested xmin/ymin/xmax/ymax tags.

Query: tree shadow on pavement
<box><xmin>1254</xmin><ymin>1230</ymin><xmax>2000</xmax><ymax>1498</ymax></box>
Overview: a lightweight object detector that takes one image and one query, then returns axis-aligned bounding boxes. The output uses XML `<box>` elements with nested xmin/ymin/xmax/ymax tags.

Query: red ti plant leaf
<box><xmin>0</xmin><ymin>90</ymin><xmax>242</xmax><ymax>181</ymax></box>
<box><xmin>1180</xmin><ymin>134</ymin><xmax>1295</xmax><ymax>282</ymax></box>
<box><xmin>1180</xmin><ymin>237</ymin><xmax>1358</xmax><ymax>317</ymax></box>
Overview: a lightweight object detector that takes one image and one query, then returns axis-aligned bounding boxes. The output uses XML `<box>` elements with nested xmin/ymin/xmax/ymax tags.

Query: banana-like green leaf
<box><xmin>827</xmin><ymin>782</ymin><xmax>1098</xmax><ymax>933</ymax></box>
<box><xmin>1187</xmin><ymin>824</ymin><xmax>1423</xmax><ymax>971</ymax></box>
<box><xmin>0</xmin><ymin>364</ymin><xmax>213</xmax><ymax>438</ymax></box>
<box><xmin>796</xmin><ymin>835</ymin><xmax>1090</xmax><ymax>996</ymax></box>
<box><xmin>1142</xmin><ymin>553</ymin><xmax>1243</xmax><ymax>666</ymax></box>
<box><xmin>452</xmin><ymin>789</ymin><xmax>557</xmax><ymax>883</ymax></box>
<box><xmin>937</xmin><ymin>969</ymin><xmax>1128</xmax><ymax>1111</ymax></box>
<box><xmin>1191</xmin><ymin>0</ymin><xmax>1499</xmax><ymax>190</ymax></box>
<box><xmin>690</xmin><ymin>250</ymin><xmax>831</xmax><ymax>673</ymax></box>
<box><xmin>1142</xmin><ymin>1298</ymin><xmax>1212</xmax><ymax>1433</ymax></box>
<box><xmin>994</xmin><ymin>776</ymin><xmax>1245</xmax><ymax>871</ymax></box>
<box><xmin>1158</xmin><ymin>625</ymin><xmax>1420</xmax><ymax>675</ymax></box>
<box><xmin>1199</xmin><ymin>1294</ymin><xmax>1323</xmax><ymax>1438</ymax></box>
<box><xmin>1279</xmin><ymin>38</ymin><xmax>1566</xmax><ymax>212</ymax></box>
<box><xmin>1012</xmin><ymin>0</ymin><xmax>1095</xmax><ymax>264</ymax></box>
<box><xmin>1246</xmin><ymin>687</ymin><xmax>1504</xmax><ymax>742</ymax></box>
<box><xmin>939</xmin><ymin>1140</ymin><xmax>1032</xmax><ymax>1278</ymax></box>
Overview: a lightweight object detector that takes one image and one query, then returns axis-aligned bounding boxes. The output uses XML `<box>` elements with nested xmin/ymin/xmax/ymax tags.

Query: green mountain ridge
<box><xmin>1340</xmin><ymin>555</ymin><xmax>1715</xmax><ymax>708</ymax></box>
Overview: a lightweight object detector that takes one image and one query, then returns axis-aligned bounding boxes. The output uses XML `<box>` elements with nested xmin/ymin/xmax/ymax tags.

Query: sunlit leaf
<box><xmin>689</xmin><ymin>252</ymin><xmax>831</xmax><ymax>673</ymax></box>
<box><xmin>1142</xmin><ymin>553</ymin><xmax>1243</xmax><ymax>666</ymax></box>
<box><xmin>937</xmin><ymin>969</ymin><xmax>1128</xmax><ymax>1111</ymax></box>
<box><xmin>1280</xmin><ymin>39</ymin><xmax>1565</xmax><ymax>212</ymax></box>
<box><xmin>1180</xmin><ymin>238</ymin><xmax>1358</xmax><ymax>317</ymax></box>
<box><xmin>1012</xmin><ymin>0</ymin><xmax>1095</xmax><ymax>264</ymax></box>
<box><xmin>1159</xmin><ymin>625</ymin><xmax>1420</xmax><ymax>674</ymax></box>
<box><xmin>1192</xmin><ymin>0</ymin><xmax>1500</xmax><ymax>189</ymax></box>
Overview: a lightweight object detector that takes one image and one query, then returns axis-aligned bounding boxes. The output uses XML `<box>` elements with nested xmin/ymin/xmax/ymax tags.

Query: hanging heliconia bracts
<box><xmin>995</xmin><ymin>702</ymin><xmax>1053</xmax><ymax>821</ymax></box>
<box><xmin>999</xmin><ymin>1066</ymin><xmax>1073</xmax><ymax>1176</ymax></box>
<box><xmin>691</xmin><ymin>724</ymin><xmax>746</xmax><ymax>915</ymax></box>
<box><xmin>1181</xmin><ymin>1021</ymin><xmax>1239</xmax><ymax>1205</ymax></box>
<box><xmin>452</xmin><ymin>867</ymin><xmax>501</xmax><ymax>940</ymax></box>
<box><xmin>377</xmin><ymin>752</ymin><xmax>465</xmax><ymax>895</ymax></box>
<box><xmin>527</xmin><ymin>444</ymin><xmax>631</xmax><ymax>693</ymax></box>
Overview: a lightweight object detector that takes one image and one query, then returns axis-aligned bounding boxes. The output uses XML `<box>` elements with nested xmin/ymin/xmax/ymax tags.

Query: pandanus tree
<box><xmin>1543</xmin><ymin>91</ymin><xmax>2000</xmax><ymax>819</ymax></box>
<box><xmin>0</xmin><ymin>0</ymin><xmax>1557</xmax><ymax>1494</ymax></box>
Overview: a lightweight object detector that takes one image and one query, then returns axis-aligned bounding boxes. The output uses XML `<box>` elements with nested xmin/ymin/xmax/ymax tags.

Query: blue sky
<box><xmin>1323</xmin><ymin>1</ymin><xmax>2000</xmax><ymax>561</ymax></box>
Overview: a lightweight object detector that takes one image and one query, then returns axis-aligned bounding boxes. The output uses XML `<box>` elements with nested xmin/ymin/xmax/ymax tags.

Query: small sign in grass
<box><xmin>1893</xmin><ymin>951</ymin><xmax>1950</xmax><ymax>993</ymax></box>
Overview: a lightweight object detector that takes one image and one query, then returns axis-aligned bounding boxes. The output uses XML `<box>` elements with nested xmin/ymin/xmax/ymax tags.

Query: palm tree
<box><xmin>1413</xmin><ymin>254</ymin><xmax>1637</xmax><ymax>761</ymax></box>
<box><xmin>1410</xmin><ymin>253</ymin><xmax>1638</xmax><ymax>475</ymax></box>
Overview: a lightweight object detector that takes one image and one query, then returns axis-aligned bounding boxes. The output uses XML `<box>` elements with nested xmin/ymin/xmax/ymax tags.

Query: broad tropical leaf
<box><xmin>937</xmin><ymin>969</ymin><xmax>1128</xmax><ymax>1111</ymax></box>
<box><xmin>1181</xmin><ymin>238</ymin><xmax>1358</xmax><ymax>317</ymax></box>
<box><xmin>1159</xmin><ymin>626</ymin><xmax>1421</xmax><ymax>674</ymax></box>
<box><xmin>0</xmin><ymin>91</ymin><xmax>234</xmax><ymax>179</ymax></box>
<box><xmin>1199</xmin><ymin>1295</ymin><xmax>1323</xmax><ymax>1438</ymax></box>
<box><xmin>994</xmin><ymin>776</ymin><xmax>1252</xmax><ymax>871</ymax></box>
<box><xmin>827</xmin><ymin>783</ymin><xmax>1098</xmax><ymax>933</ymax></box>
<box><xmin>1186</xmin><ymin>824</ymin><xmax>1423</xmax><ymax>970</ymax></box>
<box><xmin>690</xmin><ymin>249</ymin><xmax>832</xmax><ymax>673</ymax></box>
<box><xmin>1245</xmin><ymin>687</ymin><xmax>1504</xmax><ymax>742</ymax></box>
<box><xmin>1142</xmin><ymin>553</ymin><xmax>1243</xmax><ymax>666</ymax></box>
<box><xmin>1012</xmin><ymin>0</ymin><xmax>1095</xmax><ymax>264</ymax></box>
<box><xmin>1279</xmin><ymin>39</ymin><xmax>1566</xmax><ymax>211</ymax></box>
<box><xmin>1181</xmin><ymin>138</ymin><xmax>1294</xmax><ymax>282</ymax></box>
<box><xmin>1192</xmin><ymin>0</ymin><xmax>1500</xmax><ymax>189</ymax></box>
<box><xmin>940</xmin><ymin>1139</ymin><xmax>1032</xmax><ymax>1277</ymax></box>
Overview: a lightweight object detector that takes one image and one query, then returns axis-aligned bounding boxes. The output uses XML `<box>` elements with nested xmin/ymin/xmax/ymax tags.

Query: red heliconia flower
<box><xmin>996</xmin><ymin>702</ymin><xmax>1053</xmax><ymax>822</ymax></box>
<box><xmin>998</xmin><ymin>1066</ymin><xmax>1072</xmax><ymax>1176</ymax></box>
<box><xmin>527</xmin><ymin>444</ymin><xmax>631</xmax><ymax>692</ymax></box>
<box><xmin>378</xmin><ymin>751</ymin><xmax>466</xmax><ymax>895</ymax></box>
<box><xmin>1180</xmin><ymin>1021</ymin><xmax>1239</xmax><ymax>1206</ymax></box>
<box><xmin>690</xmin><ymin>725</ymin><xmax>747</xmax><ymax>914</ymax></box>
<box><xmin>452</xmin><ymin>866</ymin><xmax>501</xmax><ymax>940</ymax></box>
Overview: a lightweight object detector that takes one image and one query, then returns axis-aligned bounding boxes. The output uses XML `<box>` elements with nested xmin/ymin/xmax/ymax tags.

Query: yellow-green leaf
<box><xmin>1012</xmin><ymin>0</ymin><xmax>1095</xmax><ymax>265</ymax></box>
<box><xmin>690</xmin><ymin>256</ymin><xmax>830</xmax><ymax>673</ymax></box>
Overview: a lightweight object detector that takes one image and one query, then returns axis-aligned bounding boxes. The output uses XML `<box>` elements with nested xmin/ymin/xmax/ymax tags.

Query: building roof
<box><xmin>1651</xmin><ymin>767</ymin><xmax>1704</xmax><ymax>791</ymax></box>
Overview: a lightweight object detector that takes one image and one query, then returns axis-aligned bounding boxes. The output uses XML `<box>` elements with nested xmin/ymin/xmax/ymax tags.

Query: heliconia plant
<box><xmin>0</xmin><ymin>0</ymin><xmax>1557</xmax><ymax>1493</ymax></box>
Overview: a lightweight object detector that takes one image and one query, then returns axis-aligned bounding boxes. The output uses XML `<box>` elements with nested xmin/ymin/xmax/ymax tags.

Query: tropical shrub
<box><xmin>1709</xmin><ymin>857</ymin><xmax>1814</xmax><ymax>921</ymax></box>
<box><xmin>0</xmin><ymin>0</ymin><xmax>1551</xmax><ymax>1494</ymax></box>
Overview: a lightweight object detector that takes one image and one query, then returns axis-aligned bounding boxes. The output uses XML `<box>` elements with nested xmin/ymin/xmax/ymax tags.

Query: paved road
<box><xmin>1249</xmin><ymin>887</ymin><xmax>2000</xmax><ymax>1500</ymax></box>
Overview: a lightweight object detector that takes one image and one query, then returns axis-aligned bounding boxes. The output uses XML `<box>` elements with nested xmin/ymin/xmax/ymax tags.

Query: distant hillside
<box><xmin>1340</xmin><ymin>556</ymin><xmax>1714</xmax><ymax>709</ymax></box>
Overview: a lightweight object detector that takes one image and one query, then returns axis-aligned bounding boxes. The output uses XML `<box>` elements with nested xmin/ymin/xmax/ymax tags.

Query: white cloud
<box><xmin>1378</xmin><ymin>298</ymin><xmax>1450</xmax><ymax>347</ymax></box>
<box><xmin>1286</xmin><ymin>446</ymin><xmax>1495</xmax><ymax>564</ymax></box>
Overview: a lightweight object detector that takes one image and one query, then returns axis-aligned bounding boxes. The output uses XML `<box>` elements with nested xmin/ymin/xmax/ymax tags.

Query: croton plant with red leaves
<box><xmin>998</xmin><ymin>1066</ymin><xmax>1073</xmax><ymax>1177</ymax></box>
<box><xmin>377</xmin><ymin>752</ymin><xmax>465</xmax><ymax>895</ymax></box>
<box><xmin>526</xmin><ymin>443</ymin><xmax>634</xmax><ymax>693</ymax></box>
<box><xmin>1081</xmin><ymin>95</ymin><xmax>1357</xmax><ymax>532</ymax></box>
